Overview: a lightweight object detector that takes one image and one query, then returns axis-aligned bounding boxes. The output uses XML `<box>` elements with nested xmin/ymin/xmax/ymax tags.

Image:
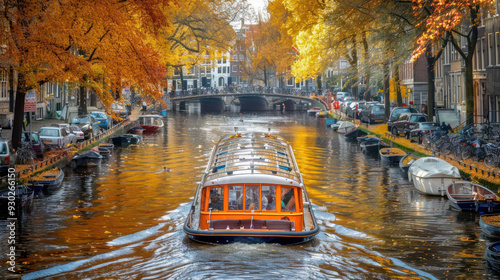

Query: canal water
<box><xmin>1</xmin><ymin>112</ymin><xmax>498</xmax><ymax>279</ymax></box>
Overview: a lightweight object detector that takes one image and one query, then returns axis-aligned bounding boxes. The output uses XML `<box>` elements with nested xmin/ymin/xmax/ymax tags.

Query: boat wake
<box><xmin>21</xmin><ymin>203</ymin><xmax>438</xmax><ymax>280</ymax></box>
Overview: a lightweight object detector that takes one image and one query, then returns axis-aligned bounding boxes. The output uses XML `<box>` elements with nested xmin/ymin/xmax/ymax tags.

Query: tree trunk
<box><xmin>383</xmin><ymin>62</ymin><xmax>390</xmax><ymax>120</ymax></box>
<box><xmin>426</xmin><ymin>49</ymin><xmax>436</xmax><ymax>121</ymax></box>
<box><xmin>362</xmin><ymin>31</ymin><xmax>371</xmax><ymax>101</ymax></box>
<box><xmin>264</xmin><ymin>66</ymin><xmax>268</xmax><ymax>86</ymax></box>
<box><xmin>12</xmin><ymin>73</ymin><xmax>27</xmax><ymax>150</ymax></box>
<box><xmin>79</xmin><ymin>85</ymin><xmax>87</xmax><ymax>115</ymax></box>
<box><xmin>316</xmin><ymin>74</ymin><xmax>322</xmax><ymax>95</ymax></box>
<box><xmin>394</xmin><ymin>65</ymin><xmax>402</xmax><ymax>107</ymax></box>
<box><xmin>465</xmin><ymin>55</ymin><xmax>474</xmax><ymax>125</ymax></box>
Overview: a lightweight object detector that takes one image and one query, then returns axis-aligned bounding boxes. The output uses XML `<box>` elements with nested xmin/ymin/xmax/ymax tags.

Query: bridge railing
<box><xmin>170</xmin><ymin>86</ymin><xmax>313</xmax><ymax>98</ymax></box>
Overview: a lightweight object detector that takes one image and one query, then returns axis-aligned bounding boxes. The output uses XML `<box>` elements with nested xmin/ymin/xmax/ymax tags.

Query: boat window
<box><xmin>228</xmin><ymin>185</ymin><xmax>243</xmax><ymax>210</ymax></box>
<box><xmin>245</xmin><ymin>185</ymin><xmax>260</xmax><ymax>211</ymax></box>
<box><xmin>262</xmin><ymin>185</ymin><xmax>276</xmax><ymax>211</ymax></box>
<box><xmin>281</xmin><ymin>187</ymin><xmax>296</xmax><ymax>211</ymax></box>
<box><xmin>208</xmin><ymin>187</ymin><xmax>224</xmax><ymax>211</ymax></box>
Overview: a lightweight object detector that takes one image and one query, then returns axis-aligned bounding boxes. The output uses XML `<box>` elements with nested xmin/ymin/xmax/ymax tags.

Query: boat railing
<box><xmin>204</xmin><ymin>166</ymin><xmax>299</xmax><ymax>182</ymax></box>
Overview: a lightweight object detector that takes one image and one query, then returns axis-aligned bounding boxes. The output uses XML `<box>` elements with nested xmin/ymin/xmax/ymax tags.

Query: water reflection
<box><xmin>0</xmin><ymin>112</ymin><xmax>496</xmax><ymax>279</ymax></box>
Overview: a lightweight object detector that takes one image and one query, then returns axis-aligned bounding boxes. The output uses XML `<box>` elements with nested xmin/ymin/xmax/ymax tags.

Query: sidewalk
<box><xmin>3</xmin><ymin>105</ymin><xmax>144</xmax><ymax>141</ymax></box>
<box><xmin>2</xmin><ymin>118</ymin><xmax>67</xmax><ymax>141</ymax></box>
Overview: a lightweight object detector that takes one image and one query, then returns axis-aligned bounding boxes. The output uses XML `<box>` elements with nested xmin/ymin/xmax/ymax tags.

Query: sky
<box><xmin>247</xmin><ymin>0</ymin><xmax>267</xmax><ymax>12</ymax></box>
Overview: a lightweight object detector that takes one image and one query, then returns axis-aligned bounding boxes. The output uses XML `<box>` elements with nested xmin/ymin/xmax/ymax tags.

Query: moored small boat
<box><xmin>399</xmin><ymin>154</ymin><xmax>420</xmax><ymax>173</ymax></box>
<box><xmin>357</xmin><ymin>135</ymin><xmax>377</xmax><ymax>144</ymax></box>
<box><xmin>316</xmin><ymin>111</ymin><xmax>327</xmax><ymax>118</ymax></box>
<box><xmin>379</xmin><ymin>148</ymin><xmax>407</xmax><ymax>163</ymax></box>
<box><xmin>337</xmin><ymin>121</ymin><xmax>355</xmax><ymax>134</ymax></box>
<box><xmin>111</xmin><ymin>134</ymin><xmax>142</xmax><ymax>147</ymax></box>
<box><xmin>480</xmin><ymin>214</ymin><xmax>500</xmax><ymax>238</ymax></box>
<box><xmin>485</xmin><ymin>241</ymin><xmax>500</xmax><ymax>270</ymax></box>
<box><xmin>71</xmin><ymin>151</ymin><xmax>103</xmax><ymax>168</ymax></box>
<box><xmin>183</xmin><ymin>132</ymin><xmax>319</xmax><ymax>245</ymax></box>
<box><xmin>0</xmin><ymin>185</ymin><xmax>34</xmax><ymax>217</ymax></box>
<box><xmin>408</xmin><ymin>157</ymin><xmax>461</xmax><ymax>196</ymax></box>
<box><xmin>31</xmin><ymin>166</ymin><xmax>64</xmax><ymax>190</ymax></box>
<box><xmin>98</xmin><ymin>143</ymin><xmax>114</xmax><ymax>156</ymax></box>
<box><xmin>127</xmin><ymin>126</ymin><xmax>144</xmax><ymax>135</ymax></box>
<box><xmin>138</xmin><ymin>114</ymin><xmax>164</xmax><ymax>133</ymax></box>
<box><xmin>307</xmin><ymin>107</ymin><xmax>322</xmax><ymax>115</ymax></box>
<box><xmin>325</xmin><ymin>118</ymin><xmax>337</xmax><ymax>127</ymax></box>
<box><xmin>360</xmin><ymin>139</ymin><xmax>388</xmax><ymax>154</ymax></box>
<box><xmin>447</xmin><ymin>181</ymin><xmax>500</xmax><ymax>213</ymax></box>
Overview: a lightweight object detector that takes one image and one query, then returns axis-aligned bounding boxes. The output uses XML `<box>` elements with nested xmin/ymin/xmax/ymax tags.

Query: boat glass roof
<box><xmin>203</xmin><ymin>134</ymin><xmax>301</xmax><ymax>182</ymax></box>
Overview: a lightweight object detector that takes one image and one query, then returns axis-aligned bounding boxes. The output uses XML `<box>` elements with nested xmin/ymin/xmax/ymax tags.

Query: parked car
<box><xmin>21</xmin><ymin>131</ymin><xmax>44</xmax><ymax>157</ymax></box>
<box><xmin>349</xmin><ymin>101</ymin><xmax>378</xmax><ymax>119</ymax></box>
<box><xmin>387</xmin><ymin>107</ymin><xmax>418</xmax><ymax>131</ymax></box>
<box><xmin>336</xmin><ymin>92</ymin><xmax>351</xmax><ymax>101</ymax></box>
<box><xmin>71</xmin><ymin>115</ymin><xmax>100</xmax><ymax>139</ymax></box>
<box><xmin>39</xmin><ymin>126</ymin><xmax>75</xmax><ymax>149</ymax></box>
<box><xmin>111</xmin><ymin>102</ymin><xmax>129</xmax><ymax>119</ymax></box>
<box><xmin>360</xmin><ymin>103</ymin><xmax>385</xmax><ymax>124</ymax></box>
<box><xmin>50</xmin><ymin>124</ymin><xmax>77</xmax><ymax>144</ymax></box>
<box><xmin>70</xmin><ymin>124</ymin><xmax>85</xmax><ymax>141</ymax></box>
<box><xmin>408</xmin><ymin>122</ymin><xmax>441</xmax><ymax>143</ymax></box>
<box><xmin>0</xmin><ymin>140</ymin><xmax>16</xmax><ymax>176</ymax></box>
<box><xmin>90</xmin><ymin>111</ymin><xmax>111</xmax><ymax>129</ymax></box>
<box><xmin>391</xmin><ymin>113</ymin><xmax>429</xmax><ymax>137</ymax></box>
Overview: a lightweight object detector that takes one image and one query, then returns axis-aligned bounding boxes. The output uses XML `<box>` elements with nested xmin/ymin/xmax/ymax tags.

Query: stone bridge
<box><xmin>170</xmin><ymin>92</ymin><xmax>330</xmax><ymax>112</ymax></box>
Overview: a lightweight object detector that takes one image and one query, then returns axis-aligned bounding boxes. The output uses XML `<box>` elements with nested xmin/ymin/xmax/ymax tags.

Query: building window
<box><xmin>239</xmin><ymin>54</ymin><xmax>244</xmax><ymax>61</ymax></box>
<box><xmin>287</xmin><ymin>77</ymin><xmax>294</xmax><ymax>86</ymax></box>
<box><xmin>489</xmin><ymin>33</ymin><xmax>493</xmax><ymax>66</ymax></box>
<box><xmin>232</xmin><ymin>66</ymin><xmax>237</xmax><ymax>72</ymax></box>
<box><xmin>218</xmin><ymin>67</ymin><xmax>221</xmax><ymax>74</ymax></box>
<box><xmin>0</xmin><ymin>69</ymin><xmax>7</xmax><ymax>100</ymax></box>
<box><xmin>496</xmin><ymin>32</ymin><xmax>500</xmax><ymax>65</ymax></box>
<box><xmin>482</xmin><ymin>38</ymin><xmax>486</xmax><ymax>70</ymax></box>
<box><xmin>223</xmin><ymin>67</ymin><xmax>226</xmax><ymax>74</ymax></box>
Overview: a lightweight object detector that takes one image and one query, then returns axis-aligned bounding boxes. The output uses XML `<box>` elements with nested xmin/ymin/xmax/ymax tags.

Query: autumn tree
<box><xmin>3</xmin><ymin>0</ymin><xmax>178</xmax><ymax>149</ymax></box>
<box><xmin>412</xmin><ymin>0</ymin><xmax>495</xmax><ymax>124</ymax></box>
<box><xmin>165</xmin><ymin>0</ymin><xmax>240</xmax><ymax>88</ymax></box>
<box><xmin>244</xmin><ymin>1</ymin><xmax>295</xmax><ymax>87</ymax></box>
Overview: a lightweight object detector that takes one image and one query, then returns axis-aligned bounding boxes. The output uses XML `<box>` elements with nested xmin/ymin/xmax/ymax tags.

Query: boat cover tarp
<box><xmin>409</xmin><ymin>157</ymin><xmax>460</xmax><ymax>178</ymax></box>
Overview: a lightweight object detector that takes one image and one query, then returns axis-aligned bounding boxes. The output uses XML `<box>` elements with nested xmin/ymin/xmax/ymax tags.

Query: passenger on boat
<box><xmin>209</xmin><ymin>193</ymin><xmax>223</xmax><ymax>210</ymax></box>
<box><xmin>281</xmin><ymin>187</ymin><xmax>295</xmax><ymax>211</ymax></box>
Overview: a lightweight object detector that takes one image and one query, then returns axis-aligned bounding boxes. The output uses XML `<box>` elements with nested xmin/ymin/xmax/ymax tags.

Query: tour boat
<box><xmin>138</xmin><ymin>114</ymin><xmax>164</xmax><ymax>133</ymax></box>
<box><xmin>446</xmin><ymin>181</ymin><xmax>500</xmax><ymax>214</ymax></box>
<box><xmin>183</xmin><ymin>132</ymin><xmax>320</xmax><ymax>245</ymax></box>
<box><xmin>408</xmin><ymin>157</ymin><xmax>461</xmax><ymax>196</ymax></box>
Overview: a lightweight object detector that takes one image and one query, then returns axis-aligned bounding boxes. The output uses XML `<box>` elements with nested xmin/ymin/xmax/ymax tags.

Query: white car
<box><xmin>70</xmin><ymin>125</ymin><xmax>85</xmax><ymax>141</ymax></box>
<box><xmin>39</xmin><ymin>126</ymin><xmax>75</xmax><ymax>149</ymax></box>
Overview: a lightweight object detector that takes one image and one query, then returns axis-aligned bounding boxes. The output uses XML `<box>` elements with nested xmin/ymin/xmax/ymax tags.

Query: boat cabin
<box><xmin>138</xmin><ymin>115</ymin><xmax>163</xmax><ymax>127</ymax></box>
<box><xmin>184</xmin><ymin>133</ymin><xmax>319</xmax><ymax>244</ymax></box>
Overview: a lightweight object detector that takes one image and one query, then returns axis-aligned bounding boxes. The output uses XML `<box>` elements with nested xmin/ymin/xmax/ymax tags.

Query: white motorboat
<box><xmin>337</xmin><ymin>121</ymin><xmax>355</xmax><ymax>134</ymax></box>
<box><xmin>408</xmin><ymin>157</ymin><xmax>461</xmax><ymax>196</ymax></box>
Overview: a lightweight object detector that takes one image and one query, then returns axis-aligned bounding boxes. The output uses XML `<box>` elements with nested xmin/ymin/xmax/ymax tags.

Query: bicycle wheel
<box><xmin>440</xmin><ymin>142</ymin><xmax>453</xmax><ymax>155</ymax></box>
<box><xmin>422</xmin><ymin>134</ymin><xmax>432</xmax><ymax>148</ymax></box>
<box><xmin>461</xmin><ymin>146</ymin><xmax>474</xmax><ymax>160</ymax></box>
<box><xmin>485</xmin><ymin>154</ymin><xmax>498</xmax><ymax>169</ymax></box>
